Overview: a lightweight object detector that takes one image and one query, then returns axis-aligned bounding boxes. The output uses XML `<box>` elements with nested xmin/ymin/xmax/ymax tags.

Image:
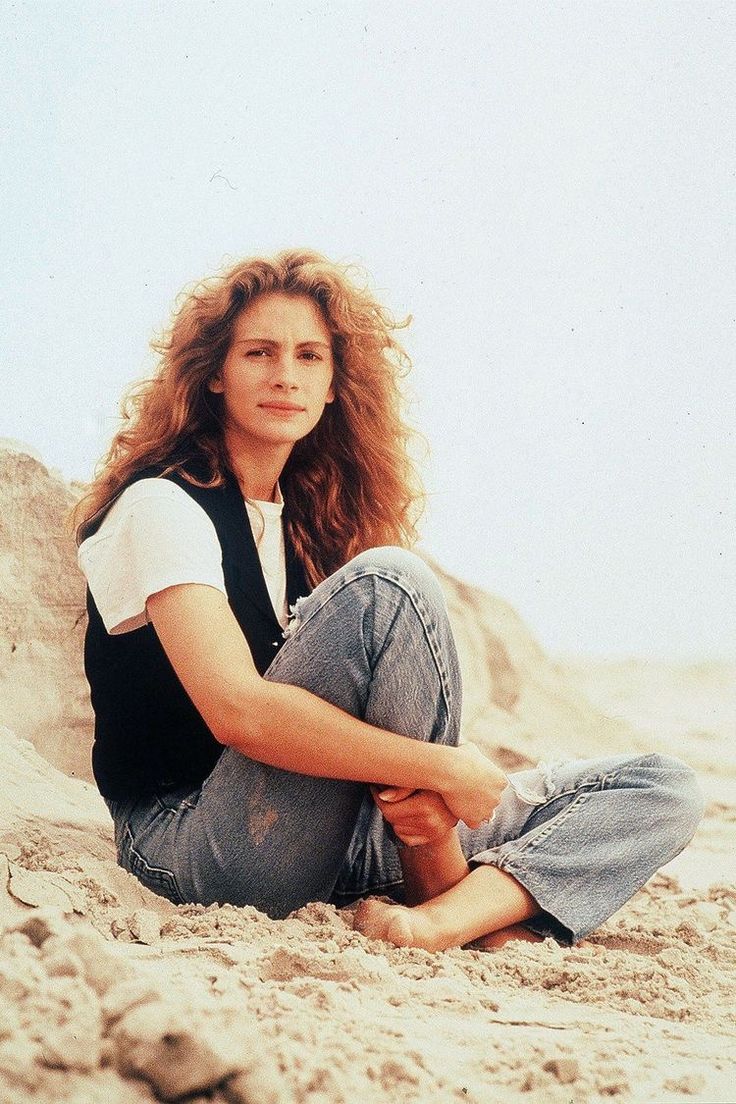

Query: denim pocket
<box><xmin>120</xmin><ymin>823</ymin><xmax>184</xmax><ymax>905</ymax></box>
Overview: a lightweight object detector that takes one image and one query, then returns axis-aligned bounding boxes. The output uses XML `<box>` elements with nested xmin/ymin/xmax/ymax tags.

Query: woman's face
<box><xmin>209</xmin><ymin>292</ymin><xmax>335</xmax><ymax>457</ymax></box>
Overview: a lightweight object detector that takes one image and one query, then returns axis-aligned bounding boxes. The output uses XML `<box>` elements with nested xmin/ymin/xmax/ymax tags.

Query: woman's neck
<box><xmin>226</xmin><ymin>439</ymin><xmax>291</xmax><ymax>502</ymax></box>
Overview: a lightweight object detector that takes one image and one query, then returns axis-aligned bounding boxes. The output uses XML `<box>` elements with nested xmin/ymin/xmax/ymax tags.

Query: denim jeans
<box><xmin>106</xmin><ymin>547</ymin><xmax>704</xmax><ymax>943</ymax></box>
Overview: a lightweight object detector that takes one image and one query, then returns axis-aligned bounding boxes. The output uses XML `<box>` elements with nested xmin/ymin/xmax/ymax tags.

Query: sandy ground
<box><xmin>0</xmin><ymin>444</ymin><xmax>734</xmax><ymax>1103</ymax></box>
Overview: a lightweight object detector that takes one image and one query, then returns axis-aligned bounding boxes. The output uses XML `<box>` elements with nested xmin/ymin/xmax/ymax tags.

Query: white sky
<box><xmin>2</xmin><ymin>1</ymin><xmax>734</xmax><ymax>659</ymax></box>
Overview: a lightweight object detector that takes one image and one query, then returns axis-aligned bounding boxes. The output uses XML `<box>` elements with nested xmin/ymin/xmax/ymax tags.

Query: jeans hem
<box><xmin>466</xmin><ymin>787</ymin><xmax>600</xmax><ymax>943</ymax></box>
<box><xmin>330</xmin><ymin>877</ymin><xmax>405</xmax><ymax>905</ymax></box>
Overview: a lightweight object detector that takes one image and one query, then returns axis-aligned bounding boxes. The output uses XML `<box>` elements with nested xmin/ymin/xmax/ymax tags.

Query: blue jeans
<box><xmin>106</xmin><ymin>547</ymin><xmax>704</xmax><ymax>943</ymax></box>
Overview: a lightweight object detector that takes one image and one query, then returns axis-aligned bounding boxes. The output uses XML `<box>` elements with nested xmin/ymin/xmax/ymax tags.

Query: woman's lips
<box><xmin>258</xmin><ymin>402</ymin><xmax>306</xmax><ymax>412</ymax></box>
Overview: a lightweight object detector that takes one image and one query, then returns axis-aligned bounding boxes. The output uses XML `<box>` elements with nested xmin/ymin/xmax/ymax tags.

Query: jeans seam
<box><xmin>124</xmin><ymin>824</ymin><xmax>185</xmax><ymax>904</ymax></box>
<box><xmin>502</xmin><ymin>758</ymin><xmax>647</xmax><ymax>859</ymax></box>
<box><xmin>284</xmin><ymin>566</ymin><xmax>455</xmax><ymax>725</ymax></box>
<box><xmin>154</xmin><ymin>791</ymin><xmax>199</xmax><ymax>813</ymax></box>
<box><xmin>496</xmin><ymin>788</ymin><xmax>593</xmax><ymax>858</ymax></box>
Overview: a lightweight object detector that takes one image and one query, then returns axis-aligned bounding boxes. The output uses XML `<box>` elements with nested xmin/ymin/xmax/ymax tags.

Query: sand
<box><xmin>0</xmin><ymin>443</ymin><xmax>733</xmax><ymax>1104</ymax></box>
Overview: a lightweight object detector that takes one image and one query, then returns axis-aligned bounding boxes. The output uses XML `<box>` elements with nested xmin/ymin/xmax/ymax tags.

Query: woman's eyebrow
<box><xmin>236</xmin><ymin>337</ymin><xmax>331</xmax><ymax>348</ymax></box>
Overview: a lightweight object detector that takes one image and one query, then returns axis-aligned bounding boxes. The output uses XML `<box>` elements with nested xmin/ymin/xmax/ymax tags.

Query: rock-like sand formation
<box><xmin>0</xmin><ymin>444</ymin><xmax>733</xmax><ymax>1103</ymax></box>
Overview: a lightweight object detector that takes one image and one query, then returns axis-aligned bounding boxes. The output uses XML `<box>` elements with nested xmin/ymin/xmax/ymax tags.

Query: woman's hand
<box><xmin>371</xmin><ymin>786</ymin><xmax>458</xmax><ymax>847</ymax></box>
<box><xmin>440</xmin><ymin>743</ymin><xmax>509</xmax><ymax>828</ymax></box>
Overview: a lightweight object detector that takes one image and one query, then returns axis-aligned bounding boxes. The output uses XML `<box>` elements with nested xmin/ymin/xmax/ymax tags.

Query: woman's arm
<box><xmin>146</xmin><ymin>583</ymin><xmax>507</xmax><ymax>826</ymax></box>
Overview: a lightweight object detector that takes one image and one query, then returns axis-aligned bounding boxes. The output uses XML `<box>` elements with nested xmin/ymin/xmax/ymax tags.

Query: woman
<box><xmin>75</xmin><ymin>249</ymin><xmax>703</xmax><ymax>951</ymax></box>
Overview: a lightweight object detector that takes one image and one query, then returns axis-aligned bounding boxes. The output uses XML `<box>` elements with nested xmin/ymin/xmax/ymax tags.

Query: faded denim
<box><xmin>106</xmin><ymin>547</ymin><xmax>703</xmax><ymax>942</ymax></box>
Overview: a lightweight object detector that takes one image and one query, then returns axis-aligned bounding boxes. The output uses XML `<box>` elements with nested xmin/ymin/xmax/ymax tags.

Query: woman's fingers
<box><xmin>373</xmin><ymin>788</ymin><xmax>458</xmax><ymax>846</ymax></box>
<box><xmin>373</xmin><ymin>785</ymin><xmax>416</xmax><ymax>803</ymax></box>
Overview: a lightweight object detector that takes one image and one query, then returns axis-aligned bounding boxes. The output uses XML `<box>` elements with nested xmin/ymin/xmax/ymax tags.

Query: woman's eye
<box><xmin>300</xmin><ymin>351</ymin><xmax>320</xmax><ymax>361</ymax></box>
<box><xmin>246</xmin><ymin>348</ymin><xmax>270</xmax><ymax>358</ymax></box>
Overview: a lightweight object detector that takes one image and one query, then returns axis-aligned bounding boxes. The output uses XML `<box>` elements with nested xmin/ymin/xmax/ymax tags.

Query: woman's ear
<box><xmin>207</xmin><ymin>374</ymin><xmax>224</xmax><ymax>394</ymax></box>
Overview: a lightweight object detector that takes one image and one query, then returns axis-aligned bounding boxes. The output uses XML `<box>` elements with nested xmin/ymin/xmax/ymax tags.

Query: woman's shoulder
<box><xmin>115</xmin><ymin>476</ymin><xmax>204</xmax><ymax>507</ymax></box>
<box><xmin>80</xmin><ymin>477</ymin><xmax>213</xmax><ymax>551</ymax></box>
<box><xmin>78</xmin><ymin>475</ymin><xmax>226</xmax><ymax>634</ymax></box>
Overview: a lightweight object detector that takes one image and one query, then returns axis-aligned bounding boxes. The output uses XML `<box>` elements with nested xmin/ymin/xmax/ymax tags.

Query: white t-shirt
<box><xmin>77</xmin><ymin>478</ymin><xmax>288</xmax><ymax>635</ymax></box>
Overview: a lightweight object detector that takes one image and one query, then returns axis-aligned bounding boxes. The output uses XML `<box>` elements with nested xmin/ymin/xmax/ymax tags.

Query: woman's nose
<box><xmin>272</xmin><ymin>352</ymin><xmax>298</xmax><ymax>388</ymax></box>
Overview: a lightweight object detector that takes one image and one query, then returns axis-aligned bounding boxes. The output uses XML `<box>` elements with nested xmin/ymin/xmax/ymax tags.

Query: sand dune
<box><xmin>0</xmin><ymin>444</ymin><xmax>733</xmax><ymax>1103</ymax></box>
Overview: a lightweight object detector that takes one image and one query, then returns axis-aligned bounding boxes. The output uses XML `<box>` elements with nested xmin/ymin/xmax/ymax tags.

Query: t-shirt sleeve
<box><xmin>77</xmin><ymin>479</ymin><xmax>226</xmax><ymax>635</ymax></box>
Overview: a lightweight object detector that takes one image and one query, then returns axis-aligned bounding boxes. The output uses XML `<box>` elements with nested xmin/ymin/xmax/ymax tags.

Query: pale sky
<box><xmin>2</xmin><ymin>1</ymin><xmax>734</xmax><ymax>659</ymax></box>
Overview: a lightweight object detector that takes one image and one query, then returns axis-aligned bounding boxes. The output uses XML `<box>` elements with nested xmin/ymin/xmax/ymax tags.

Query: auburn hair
<box><xmin>73</xmin><ymin>249</ymin><xmax>425</xmax><ymax>585</ymax></box>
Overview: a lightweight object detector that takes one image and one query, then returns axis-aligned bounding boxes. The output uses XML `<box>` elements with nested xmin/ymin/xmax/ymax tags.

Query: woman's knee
<box><xmin>346</xmin><ymin>546</ymin><xmax>445</xmax><ymax>606</ymax></box>
<box><xmin>639</xmin><ymin>753</ymin><xmax>704</xmax><ymax>847</ymax></box>
<box><xmin>280</xmin><ymin>544</ymin><xmax>460</xmax><ymax>716</ymax></box>
<box><xmin>287</xmin><ymin>547</ymin><xmax>446</xmax><ymax>640</ymax></box>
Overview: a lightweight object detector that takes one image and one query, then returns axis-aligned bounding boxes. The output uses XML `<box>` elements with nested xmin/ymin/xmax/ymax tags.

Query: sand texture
<box><xmin>0</xmin><ymin>444</ymin><xmax>733</xmax><ymax>1104</ymax></box>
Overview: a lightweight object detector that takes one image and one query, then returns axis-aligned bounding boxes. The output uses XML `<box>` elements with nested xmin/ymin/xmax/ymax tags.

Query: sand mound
<box><xmin>0</xmin><ymin>724</ymin><xmax>733</xmax><ymax>1103</ymax></box>
<box><xmin>0</xmin><ymin>444</ymin><xmax>734</xmax><ymax>1103</ymax></box>
<box><xmin>0</xmin><ymin>446</ymin><xmax>91</xmax><ymax>781</ymax></box>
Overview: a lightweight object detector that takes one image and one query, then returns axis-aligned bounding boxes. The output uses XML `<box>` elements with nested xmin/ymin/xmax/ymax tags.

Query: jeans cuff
<box><xmin>468</xmin><ymin>851</ymin><xmax>580</xmax><ymax>944</ymax></box>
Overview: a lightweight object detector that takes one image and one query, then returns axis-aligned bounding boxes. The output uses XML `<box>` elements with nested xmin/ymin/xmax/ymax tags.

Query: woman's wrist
<box><xmin>427</xmin><ymin>743</ymin><xmax>467</xmax><ymax>793</ymax></box>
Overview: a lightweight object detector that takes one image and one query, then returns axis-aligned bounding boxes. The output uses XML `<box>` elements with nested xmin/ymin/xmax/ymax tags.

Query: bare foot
<box><xmin>470</xmin><ymin>924</ymin><xmax>545</xmax><ymax>951</ymax></box>
<box><xmin>353</xmin><ymin>898</ymin><xmax>444</xmax><ymax>950</ymax></box>
<box><xmin>352</xmin><ymin>866</ymin><xmax>544</xmax><ymax>952</ymax></box>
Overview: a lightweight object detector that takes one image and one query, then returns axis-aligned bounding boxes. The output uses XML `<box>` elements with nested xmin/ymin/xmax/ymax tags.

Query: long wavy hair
<box><xmin>73</xmin><ymin>249</ymin><xmax>425</xmax><ymax>584</ymax></box>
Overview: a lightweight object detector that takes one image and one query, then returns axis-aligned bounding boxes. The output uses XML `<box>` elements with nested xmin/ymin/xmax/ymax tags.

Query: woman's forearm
<box><xmin>226</xmin><ymin>679</ymin><xmax>461</xmax><ymax>792</ymax></box>
<box><xmin>219</xmin><ymin>681</ymin><xmax>507</xmax><ymax>828</ymax></box>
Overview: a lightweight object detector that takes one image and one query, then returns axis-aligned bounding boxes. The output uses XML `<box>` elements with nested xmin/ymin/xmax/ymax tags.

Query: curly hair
<box><xmin>73</xmin><ymin>249</ymin><xmax>425</xmax><ymax>585</ymax></box>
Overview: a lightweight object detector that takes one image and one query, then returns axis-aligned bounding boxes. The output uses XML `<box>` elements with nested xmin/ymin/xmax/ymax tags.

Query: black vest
<box><xmin>84</xmin><ymin>471</ymin><xmax>311</xmax><ymax>801</ymax></box>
